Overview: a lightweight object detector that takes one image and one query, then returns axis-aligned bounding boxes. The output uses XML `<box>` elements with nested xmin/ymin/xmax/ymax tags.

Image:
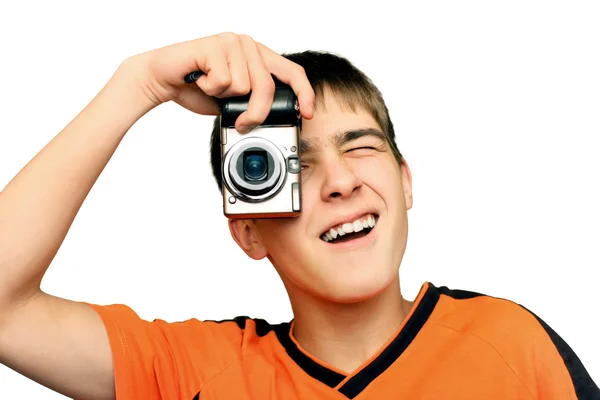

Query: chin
<box><xmin>318</xmin><ymin>267</ymin><xmax>397</xmax><ymax>304</ymax></box>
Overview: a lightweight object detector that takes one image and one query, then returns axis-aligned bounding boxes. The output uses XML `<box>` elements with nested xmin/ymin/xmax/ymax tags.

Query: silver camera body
<box><xmin>220</xmin><ymin>86</ymin><xmax>302</xmax><ymax>219</ymax></box>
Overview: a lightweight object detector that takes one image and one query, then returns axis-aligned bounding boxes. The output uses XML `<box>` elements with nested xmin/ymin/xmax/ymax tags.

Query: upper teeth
<box><xmin>321</xmin><ymin>214</ymin><xmax>376</xmax><ymax>242</ymax></box>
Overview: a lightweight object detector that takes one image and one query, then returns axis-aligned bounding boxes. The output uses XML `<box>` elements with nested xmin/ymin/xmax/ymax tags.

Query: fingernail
<box><xmin>237</xmin><ymin>125</ymin><xmax>256</xmax><ymax>133</ymax></box>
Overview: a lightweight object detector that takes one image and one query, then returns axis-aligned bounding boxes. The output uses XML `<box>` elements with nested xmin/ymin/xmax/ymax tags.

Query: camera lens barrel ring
<box><xmin>223</xmin><ymin>137</ymin><xmax>287</xmax><ymax>202</ymax></box>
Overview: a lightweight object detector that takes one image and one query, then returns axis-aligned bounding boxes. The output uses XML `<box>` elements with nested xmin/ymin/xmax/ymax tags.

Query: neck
<box><xmin>288</xmin><ymin>275</ymin><xmax>413</xmax><ymax>374</ymax></box>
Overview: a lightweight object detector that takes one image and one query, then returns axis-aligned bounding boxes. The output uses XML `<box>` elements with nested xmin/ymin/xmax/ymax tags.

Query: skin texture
<box><xmin>229</xmin><ymin>87</ymin><xmax>415</xmax><ymax>372</ymax></box>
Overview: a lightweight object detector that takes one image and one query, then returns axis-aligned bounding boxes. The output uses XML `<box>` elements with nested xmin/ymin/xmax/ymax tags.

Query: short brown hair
<box><xmin>209</xmin><ymin>50</ymin><xmax>403</xmax><ymax>191</ymax></box>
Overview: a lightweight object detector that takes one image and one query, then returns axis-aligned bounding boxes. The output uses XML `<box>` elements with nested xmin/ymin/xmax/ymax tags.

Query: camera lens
<box><xmin>243</xmin><ymin>151</ymin><xmax>268</xmax><ymax>181</ymax></box>
<box><xmin>224</xmin><ymin>138</ymin><xmax>286</xmax><ymax>202</ymax></box>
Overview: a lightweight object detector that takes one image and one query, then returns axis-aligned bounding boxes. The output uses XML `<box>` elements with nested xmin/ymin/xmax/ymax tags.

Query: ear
<box><xmin>228</xmin><ymin>219</ymin><xmax>268</xmax><ymax>260</ymax></box>
<box><xmin>400</xmin><ymin>158</ymin><xmax>413</xmax><ymax>210</ymax></box>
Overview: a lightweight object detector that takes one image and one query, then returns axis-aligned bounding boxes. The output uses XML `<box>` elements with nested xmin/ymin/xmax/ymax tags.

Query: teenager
<box><xmin>0</xmin><ymin>32</ymin><xmax>597</xmax><ymax>400</ymax></box>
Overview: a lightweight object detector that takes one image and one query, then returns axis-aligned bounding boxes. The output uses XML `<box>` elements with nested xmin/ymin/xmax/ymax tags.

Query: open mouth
<box><xmin>320</xmin><ymin>213</ymin><xmax>378</xmax><ymax>244</ymax></box>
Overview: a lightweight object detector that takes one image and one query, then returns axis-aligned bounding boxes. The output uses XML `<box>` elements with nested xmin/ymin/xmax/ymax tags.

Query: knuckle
<box><xmin>218</xmin><ymin>31</ymin><xmax>239</xmax><ymax>45</ymax></box>
<box><xmin>266</xmin><ymin>78</ymin><xmax>276</xmax><ymax>92</ymax></box>
<box><xmin>229</xmin><ymin>81</ymin><xmax>251</xmax><ymax>96</ymax></box>
<box><xmin>238</xmin><ymin>34</ymin><xmax>255</xmax><ymax>45</ymax></box>
<box><xmin>260</xmin><ymin>80</ymin><xmax>276</xmax><ymax>98</ymax></box>
<box><xmin>211</xmin><ymin>73</ymin><xmax>232</xmax><ymax>89</ymax></box>
<box><xmin>294</xmin><ymin>64</ymin><xmax>307</xmax><ymax>77</ymax></box>
<box><xmin>255</xmin><ymin>73</ymin><xmax>275</xmax><ymax>91</ymax></box>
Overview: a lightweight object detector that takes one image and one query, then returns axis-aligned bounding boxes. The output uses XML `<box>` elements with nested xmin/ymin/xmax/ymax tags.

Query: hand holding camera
<box><xmin>184</xmin><ymin>69</ymin><xmax>304</xmax><ymax>218</ymax></box>
<box><xmin>219</xmin><ymin>83</ymin><xmax>304</xmax><ymax>218</ymax></box>
<box><xmin>119</xmin><ymin>32</ymin><xmax>313</xmax><ymax>218</ymax></box>
<box><xmin>122</xmin><ymin>32</ymin><xmax>315</xmax><ymax>130</ymax></box>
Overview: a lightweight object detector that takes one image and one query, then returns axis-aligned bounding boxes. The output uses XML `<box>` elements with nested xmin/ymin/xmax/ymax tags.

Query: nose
<box><xmin>320</xmin><ymin>156</ymin><xmax>363</xmax><ymax>201</ymax></box>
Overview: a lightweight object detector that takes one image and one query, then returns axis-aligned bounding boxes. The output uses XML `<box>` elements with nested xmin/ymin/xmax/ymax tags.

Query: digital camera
<box><xmin>219</xmin><ymin>85</ymin><xmax>302</xmax><ymax>219</ymax></box>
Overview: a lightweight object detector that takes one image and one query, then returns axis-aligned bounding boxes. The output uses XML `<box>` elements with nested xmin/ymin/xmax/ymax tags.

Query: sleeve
<box><xmin>84</xmin><ymin>302</ymin><xmax>247</xmax><ymax>400</ymax></box>
<box><xmin>525</xmin><ymin>307</ymin><xmax>600</xmax><ymax>400</ymax></box>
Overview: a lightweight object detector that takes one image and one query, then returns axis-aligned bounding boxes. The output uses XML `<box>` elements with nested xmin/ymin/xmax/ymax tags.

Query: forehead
<box><xmin>300</xmin><ymin>90</ymin><xmax>382</xmax><ymax>148</ymax></box>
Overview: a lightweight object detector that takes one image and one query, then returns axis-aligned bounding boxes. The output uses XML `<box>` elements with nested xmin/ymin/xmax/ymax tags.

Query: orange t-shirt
<box><xmin>86</xmin><ymin>282</ymin><xmax>599</xmax><ymax>399</ymax></box>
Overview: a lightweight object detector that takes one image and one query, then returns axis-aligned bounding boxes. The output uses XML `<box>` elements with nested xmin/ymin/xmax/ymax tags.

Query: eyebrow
<box><xmin>299</xmin><ymin>128</ymin><xmax>387</xmax><ymax>154</ymax></box>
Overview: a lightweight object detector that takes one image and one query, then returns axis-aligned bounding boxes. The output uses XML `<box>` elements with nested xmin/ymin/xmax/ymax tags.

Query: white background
<box><xmin>0</xmin><ymin>0</ymin><xmax>598</xmax><ymax>398</ymax></box>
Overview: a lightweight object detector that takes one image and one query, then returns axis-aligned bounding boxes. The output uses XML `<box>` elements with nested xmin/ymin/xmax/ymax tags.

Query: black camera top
<box><xmin>184</xmin><ymin>70</ymin><xmax>301</xmax><ymax>129</ymax></box>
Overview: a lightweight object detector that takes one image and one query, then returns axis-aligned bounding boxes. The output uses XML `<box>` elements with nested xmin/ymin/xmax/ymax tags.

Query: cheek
<box><xmin>257</xmin><ymin>221</ymin><xmax>293</xmax><ymax>245</ymax></box>
<box><xmin>256</xmin><ymin>216</ymin><xmax>310</xmax><ymax>257</ymax></box>
<box><xmin>256</xmin><ymin>219</ymin><xmax>318</xmax><ymax>287</ymax></box>
<box><xmin>353</xmin><ymin>156</ymin><xmax>404</xmax><ymax>201</ymax></box>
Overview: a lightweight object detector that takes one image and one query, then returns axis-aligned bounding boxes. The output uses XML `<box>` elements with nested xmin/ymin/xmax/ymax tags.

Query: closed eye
<box><xmin>346</xmin><ymin>146</ymin><xmax>379</xmax><ymax>153</ymax></box>
<box><xmin>345</xmin><ymin>146</ymin><xmax>382</xmax><ymax>155</ymax></box>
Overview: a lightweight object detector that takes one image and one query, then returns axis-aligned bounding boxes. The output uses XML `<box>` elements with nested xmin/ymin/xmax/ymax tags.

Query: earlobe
<box><xmin>228</xmin><ymin>219</ymin><xmax>268</xmax><ymax>260</ymax></box>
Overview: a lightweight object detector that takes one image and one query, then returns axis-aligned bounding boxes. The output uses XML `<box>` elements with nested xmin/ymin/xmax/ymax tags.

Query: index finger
<box><xmin>256</xmin><ymin>43</ymin><xmax>315</xmax><ymax>119</ymax></box>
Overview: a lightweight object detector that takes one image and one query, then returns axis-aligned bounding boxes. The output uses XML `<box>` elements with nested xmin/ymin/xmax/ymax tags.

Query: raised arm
<box><xmin>0</xmin><ymin>33</ymin><xmax>314</xmax><ymax>399</ymax></box>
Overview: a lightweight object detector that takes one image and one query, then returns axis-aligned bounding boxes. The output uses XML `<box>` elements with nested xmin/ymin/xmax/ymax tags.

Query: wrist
<box><xmin>100</xmin><ymin>59</ymin><xmax>160</xmax><ymax>123</ymax></box>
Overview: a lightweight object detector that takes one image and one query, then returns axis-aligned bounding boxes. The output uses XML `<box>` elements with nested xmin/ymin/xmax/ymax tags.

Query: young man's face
<box><xmin>230</xmin><ymin>88</ymin><xmax>413</xmax><ymax>303</ymax></box>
